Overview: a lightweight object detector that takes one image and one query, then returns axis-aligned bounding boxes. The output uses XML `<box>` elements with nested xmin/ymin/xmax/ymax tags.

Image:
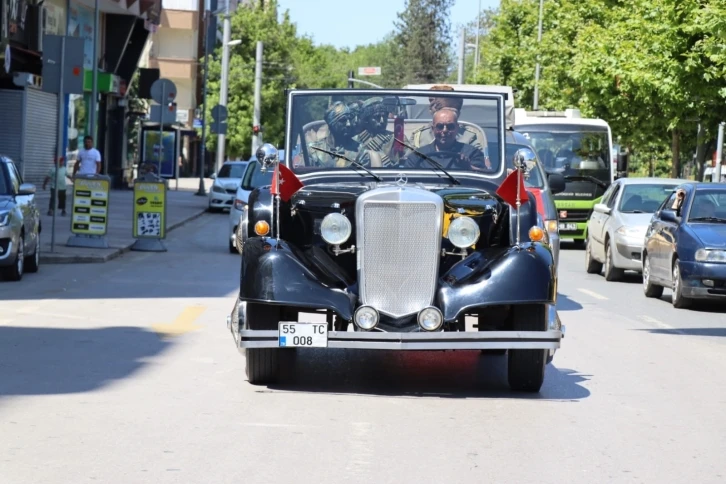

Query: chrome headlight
<box><xmin>320</xmin><ymin>213</ymin><xmax>352</xmax><ymax>245</ymax></box>
<box><xmin>544</xmin><ymin>219</ymin><xmax>558</xmax><ymax>236</ymax></box>
<box><xmin>233</xmin><ymin>198</ymin><xmax>246</xmax><ymax>211</ymax></box>
<box><xmin>616</xmin><ymin>226</ymin><xmax>644</xmax><ymax>238</ymax></box>
<box><xmin>212</xmin><ymin>184</ymin><xmax>225</xmax><ymax>193</ymax></box>
<box><xmin>448</xmin><ymin>216</ymin><xmax>480</xmax><ymax>248</ymax></box>
<box><xmin>0</xmin><ymin>211</ymin><xmax>9</xmax><ymax>227</ymax></box>
<box><xmin>695</xmin><ymin>249</ymin><xmax>726</xmax><ymax>263</ymax></box>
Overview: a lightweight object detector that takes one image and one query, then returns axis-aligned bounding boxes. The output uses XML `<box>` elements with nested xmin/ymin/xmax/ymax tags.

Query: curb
<box><xmin>40</xmin><ymin>208</ymin><xmax>209</xmax><ymax>264</ymax></box>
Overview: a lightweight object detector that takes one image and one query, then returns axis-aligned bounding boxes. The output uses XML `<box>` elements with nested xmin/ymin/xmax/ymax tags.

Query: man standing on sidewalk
<box><xmin>73</xmin><ymin>136</ymin><xmax>102</xmax><ymax>177</ymax></box>
<box><xmin>42</xmin><ymin>156</ymin><xmax>68</xmax><ymax>216</ymax></box>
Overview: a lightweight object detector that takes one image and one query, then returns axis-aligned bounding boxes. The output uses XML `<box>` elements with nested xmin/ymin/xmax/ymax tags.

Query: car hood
<box><xmin>0</xmin><ymin>195</ymin><xmax>14</xmax><ymax>211</ymax></box>
<box><xmin>690</xmin><ymin>223</ymin><xmax>726</xmax><ymax>249</ymax></box>
<box><xmin>215</xmin><ymin>178</ymin><xmax>241</xmax><ymax>190</ymax></box>
<box><xmin>292</xmin><ymin>181</ymin><xmax>504</xmax><ymax>217</ymax></box>
<box><xmin>617</xmin><ymin>213</ymin><xmax>654</xmax><ymax>235</ymax></box>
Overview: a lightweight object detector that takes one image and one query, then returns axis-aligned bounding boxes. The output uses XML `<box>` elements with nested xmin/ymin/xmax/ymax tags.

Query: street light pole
<box><xmin>90</xmin><ymin>0</ymin><xmax>99</xmax><ymax>157</ymax></box>
<box><xmin>216</xmin><ymin>0</ymin><xmax>231</xmax><ymax>172</ymax></box>
<box><xmin>196</xmin><ymin>8</ymin><xmax>211</xmax><ymax>196</ymax></box>
<box><xmin>457</xmin><ymin>28</ymin><xmax>466</xmax><ymax>84</ymax></box>
<box><xmin>474</xmin><ymin>0</ymin><xmax>481</xmax><ymax>78</ymax></box>
<box><xmin>347</xmin><ymin>79</ymin><xmax>383</xmax><ymax>89</ymax></box>
<box><xmin>252</xmin><ymin>41</ymin><xmax>263</xmax><ymax>154</ymax></box>
<box><xmin>533</xmin><ymin>0</ymin><xmax>544</xmax><ymax>110</ymax></box>
<box><xmin>715</xmin><ymin>122</ymin><xmax>724</xmax><ymax>183</ymax></box>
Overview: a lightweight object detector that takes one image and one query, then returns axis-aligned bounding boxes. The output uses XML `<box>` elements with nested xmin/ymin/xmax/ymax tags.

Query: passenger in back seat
<box><xmin>353</xmin><ymin>97</ymin><xmax>410</xmax><ymax>167</ymax></box>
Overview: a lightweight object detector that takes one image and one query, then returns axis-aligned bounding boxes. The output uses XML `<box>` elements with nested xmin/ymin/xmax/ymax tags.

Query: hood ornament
<box><xmin>395</xmin><ymin>173</ymin><xmax>408</xmax><ymax>186</ymax></box>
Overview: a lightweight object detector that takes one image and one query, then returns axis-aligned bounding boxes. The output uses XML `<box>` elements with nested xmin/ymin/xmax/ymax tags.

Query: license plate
<box><xmin>278</xmin><ymin>322</ymin><xmax>328</xmax><ymax>347</ymax></box>
<box><xmin>559</xmin><ymin>222</ymin><xmax>578</xmax><ymax>231</ymax></box>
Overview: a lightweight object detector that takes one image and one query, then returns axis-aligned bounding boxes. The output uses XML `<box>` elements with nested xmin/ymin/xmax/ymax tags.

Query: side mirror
<box><xmin>660</xmin><ymin>209</ymin><xmax>679</xmax><ymax>223</ymax></box>
<box><xmin>210</xmin><ymin>173</ymin><xmax>217</xmax><ymax>180</ymax></box>
<box><xmin>547</xmin><ymin>172</ymin><xmax>566</xmax><ymax>195</ymax></box>
<box><xmin>18</xmin><ymin>183</ymin><xmax>36</xmax><ymax>196</ymax></box>
<box><xmin>616</xmin><ymin>152</ymin><xmax>629</xmax><ymax>173</ymax></box>
<box><xmin>593</xmin><ymin>203</ymin><xmax>611</xmax><ymax>215</ymax></box>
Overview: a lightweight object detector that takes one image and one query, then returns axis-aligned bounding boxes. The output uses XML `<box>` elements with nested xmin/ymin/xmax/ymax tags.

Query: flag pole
<box><xmin>515</xmin><ymin>157</ymin><xmax>522</xmax><ymax>247</ymax></box>
<box><xmin>274</xmin><ymin>153</ymin><xmax>281</xmax><ymax>245</ymax></box>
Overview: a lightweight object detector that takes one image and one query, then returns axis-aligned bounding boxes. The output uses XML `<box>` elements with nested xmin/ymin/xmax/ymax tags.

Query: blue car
<box><xmin>642</xmin><ymin>182</ymin><xmax>726</xmax><ymax>308</ymax></box>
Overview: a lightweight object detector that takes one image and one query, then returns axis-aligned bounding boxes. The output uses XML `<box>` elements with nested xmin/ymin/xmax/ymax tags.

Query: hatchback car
<box><xmin>642</xmin><ymin>182</ymin><xmax>726</xmax><ymax>308</ymax></box>
<box><xmin>585</xmin><ymin>177</ymin><xmax>685</xmax><ymax>280</ymax></box>
<box><xmin>0</xmin><ymin>156</ymin><xmax>41</xmax><ymax>281</ymax></box>
<box><xmin>208</xmin><ymin>161</ymin><xmax>249</xmax><ymax>212</ymax></box>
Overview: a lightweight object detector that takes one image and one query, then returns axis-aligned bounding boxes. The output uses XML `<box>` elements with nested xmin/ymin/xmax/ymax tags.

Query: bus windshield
<box><xmin>515</xmin><ymin>124</ymin><xmax>612</xmax><ymax>187</ymax></box>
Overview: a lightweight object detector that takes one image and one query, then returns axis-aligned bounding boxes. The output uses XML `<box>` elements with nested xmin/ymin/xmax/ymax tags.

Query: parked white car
<box><xmin>585</xmin><ymin>177</ymin><xmax>685</xmax><ymax>280</ymax></box>
<box><xmin>208</xmin><ymin>161</ymin><xmax>249</xmax><ymax>212</ymax></box>
<box><xmin>228</xmin><ymin>159</ymin><xmax>273</xmax><ymax>253</ymax></box>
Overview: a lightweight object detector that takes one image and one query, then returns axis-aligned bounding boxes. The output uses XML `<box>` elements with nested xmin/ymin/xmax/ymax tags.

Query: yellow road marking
<box><xmin>577</xmin><ymin>288</ymin><xmax>609</xmax><ymax>300</ymax></box>
<box><xmin>152</xmin><ymin>306</ymin><xmax>206</xmax><ymax>337</ymax></box>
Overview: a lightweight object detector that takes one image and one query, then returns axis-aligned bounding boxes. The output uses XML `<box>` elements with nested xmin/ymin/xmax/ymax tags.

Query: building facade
<box><xmin>0</xmin><ymin>0</ymin><xmax>162</xmax><ymax>186</ymax></box>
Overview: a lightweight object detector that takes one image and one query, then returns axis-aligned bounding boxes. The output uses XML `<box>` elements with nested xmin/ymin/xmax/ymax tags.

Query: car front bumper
<box><xmin>229</xmin><ymin>206</ymin><xmax>244</xmax><ymax>244</ymax></box>
<box><xmin>680</xmin><ymin>261</ymin><xmax>726</xmax><ymax>299</ymax></box>
<box><xmin>0</xmin><ymin>226</ymin><xmax>17</xmax><ymax>267</ymax></box>
<box><xmin>209</xmin><ymin>190</ymin><xmax>235</xmax><ymax>208</ymax></box>
<box><xmin>613</xmin><ymin>234</ymin><xmax>645</xmax><ymax>271</ymax></box>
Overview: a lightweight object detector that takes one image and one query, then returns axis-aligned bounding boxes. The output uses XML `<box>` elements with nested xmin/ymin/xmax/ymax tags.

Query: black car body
<box><xmin>642</xmin><ymin>181</ymin><xmax>726</xmax><ymax>308</ymax></box>
<box><xmin>227</xmin><ymin>88</ymin><xmax>564</xmax><ymax>392</ymax></box>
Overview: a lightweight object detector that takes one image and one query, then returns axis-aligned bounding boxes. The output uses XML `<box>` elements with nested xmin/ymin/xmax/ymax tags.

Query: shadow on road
<box><xmin>560</xmin><ymin>240</ymin><xmax>586</xmax><ymax>251</ymax></box>
<box><xmin>557</xmin><ymin>292</ymin><xmax>584</xmax><ymax>311</ymax></box>
<box><xmin>641</xmin><ymin>327</ymin><xmax>726</xmax><ymax>337</ymax></box>
<box><xmin>653</xmin><ymin>295</ymin><xmax>726</xmax><ymax>314</ymax></box>
<box><xmin>262</xmin><ymin>349</ymin><xmax>591</xmax><ymax>401</ymax></box>
<box><xmin>0</xmin><ymin>326</ymin><xmax>173</xmax><ymax>398</ymax></box>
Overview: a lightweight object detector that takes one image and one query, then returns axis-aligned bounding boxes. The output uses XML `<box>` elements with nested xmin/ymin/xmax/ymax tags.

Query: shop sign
<box><xmin>3</xmin><ymin>0</ymin><xmax>32</xmax><ymax>45</ymax></box>
<box><xmin>43</xmin><ymin>2</ymin><xmax>66</xmax><ymax>36</ymax></box>
<box><xmin>68</xmin><ymin>3</ymin><xmax>94</xmax><ymax>70</ymax></box>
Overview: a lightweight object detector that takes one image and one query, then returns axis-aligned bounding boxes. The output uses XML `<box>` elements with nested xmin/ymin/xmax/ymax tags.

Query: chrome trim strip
<box><xmin>235</xmin><ymin>329</ymin><xmax>563</xmax><ymax>350</ymax></box>
<box><xmin>0</xmin><ymin>241</ymin><xmax>13</xmax><ymax>261</ymax></box>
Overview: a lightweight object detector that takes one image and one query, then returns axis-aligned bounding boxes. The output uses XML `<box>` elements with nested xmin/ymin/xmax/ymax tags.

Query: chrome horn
<box><xmin>256</xmin><ymin>143</ymin><xmax>279</xmax><ymax>171</ymax></box>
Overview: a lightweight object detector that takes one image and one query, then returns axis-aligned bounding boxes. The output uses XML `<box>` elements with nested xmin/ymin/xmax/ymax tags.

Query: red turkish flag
<box><xmin>495</xmin><ymin>168</ymin><xmax>529</xmax><ymax>207</ymax></box>
<box><xmin>271</xmin><ymin>163</ymin><xmax>304</xmax><ymax>202</ymax></box>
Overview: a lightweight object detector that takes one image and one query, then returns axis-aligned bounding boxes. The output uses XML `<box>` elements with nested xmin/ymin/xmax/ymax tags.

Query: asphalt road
<box><xmin>1</xmin><ymin>217</ymin><xmax>725</xmax><ymax>484</ymax></box>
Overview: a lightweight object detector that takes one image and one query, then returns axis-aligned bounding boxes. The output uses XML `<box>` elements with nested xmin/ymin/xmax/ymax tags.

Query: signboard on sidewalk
<box><xmin>70</xmin><ymin>176</ymin><xmax>110</xmax><ymax>236</ymax></box>
<box><xmin>133</xmin><ymin>181</ymin><xmax>167</xmax><ymax>239</ymax></box>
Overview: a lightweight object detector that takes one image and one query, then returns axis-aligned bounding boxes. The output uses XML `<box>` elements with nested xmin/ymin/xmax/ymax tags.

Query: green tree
<box><xmin>386</xmin><ymin>0</ymin><xmax>455</xmax><ymax>86</ymax></box>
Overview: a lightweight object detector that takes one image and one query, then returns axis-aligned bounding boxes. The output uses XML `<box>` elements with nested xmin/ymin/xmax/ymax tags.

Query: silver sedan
<box><xmin>585</xmin><ymin>177</ymin><xmax>685</xmax><ymax>280</ymax></box>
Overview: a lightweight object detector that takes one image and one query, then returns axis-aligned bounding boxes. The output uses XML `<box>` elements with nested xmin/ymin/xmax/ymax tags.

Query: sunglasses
<box><xmin>434</xmin><ymin>122</ymin><xmax>458</xmax><ymax>131</ymax></box>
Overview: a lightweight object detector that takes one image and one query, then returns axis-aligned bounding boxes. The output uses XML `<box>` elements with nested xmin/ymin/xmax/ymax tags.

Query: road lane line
<box><xmin>577</xmin><ymin>288</ymin><xmax>609</xmax><ymax>300</ymax></box>
<box><xmin>151</xmin><ymin>305</ymin><xmax>206</xmax><ymax>337</ymax></box>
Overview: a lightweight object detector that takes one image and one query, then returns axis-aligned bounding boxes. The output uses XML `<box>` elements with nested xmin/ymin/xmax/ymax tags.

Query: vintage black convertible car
<box><xmin>227</xmin><ymin>88</ymin><xmax>565</xmax><ymax>392</ymax></box>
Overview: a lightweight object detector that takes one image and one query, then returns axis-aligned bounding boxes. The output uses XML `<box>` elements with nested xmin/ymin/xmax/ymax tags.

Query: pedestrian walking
<box><xmin>73</xmin><ymin>135</ymin><xmax>102</xmax><ymax>177</ymax></box>
<box><xmin>42</xmin><ymin>156</ymin><xmax>67</xmax><ymax>216</ymax></box>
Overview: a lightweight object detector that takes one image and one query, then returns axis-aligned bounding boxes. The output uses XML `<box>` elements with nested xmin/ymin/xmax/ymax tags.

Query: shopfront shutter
<box><xmin>0</xmin><ymin>89</ymin><xmax>25</xmax><ymax>174</ymax></box>
<box><xmin>23</xmin><ymin>88</ymin><xmax>59</xmax><ymax>186</ymax></box>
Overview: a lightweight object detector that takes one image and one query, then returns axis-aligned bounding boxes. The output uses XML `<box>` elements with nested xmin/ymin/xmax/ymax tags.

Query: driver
<box><xmin>410</xmin><ymin>85</ymin><xmax>485</xmax><ymax>152</ymax></box>
<box><xmin>353</xmin><ymin>97</ymin><xmax>410</xmax><ymax>167</ymax></box>
<box><xmin>307</xmin><ymin>102</ymin><xmax>367</xmax><ymax>168</ymax></box>
<box><xmin>403</xmin><ymin>108</ymin><xmax>490</xmax><ymax>171</ymax></box>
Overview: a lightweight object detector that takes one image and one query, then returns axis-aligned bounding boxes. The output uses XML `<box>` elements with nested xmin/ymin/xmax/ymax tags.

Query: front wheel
<box><xmin>642</xmin><ymin>254</ymin><xmax>664</xmax><ymax>298</ymax></box>
<box><xmin>3</xmin><ymin>233</ymin><xmax>24</xmax><ymax>281</ymax></box>
<box><xmin>245</xmin><ymin>348</ymin><xmax>280</xmax><ymax>384</ymax></box>
<box><xmin>507</xmin><ymin>304</ymin><xmax>547</xmax><ymax>393</ymax></box>
<box><xmin>671</xmin><ymin>259</ymin><xmax>692</xmax><ymax>309</ymax></box>
<box><xmin>585</xmin><ymin>236</ymin><xmax>603</xmax><ymax>274</ymax></box>
<box><xmin>603</xmin><ymin>240</ymin><xmax>624</xmax><ymax>281</ymax></box>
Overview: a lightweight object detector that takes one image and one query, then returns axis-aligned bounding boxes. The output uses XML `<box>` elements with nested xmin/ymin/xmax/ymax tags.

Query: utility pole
<box><xmin>216</xmin><ymin>0</ymin><xmax>231</xmax><ymax>172</ymax></box>
<box><xmin>196</xmin><ymin>7</ymin><xmax>210</xmax><ymax>196</ymax></box>
<box><xmin>474</xmin><ymin>0</ymin><xmax>481</xmax><ymax>78</ymax></box>
<box><xmin>533</xmin><ymin>0</ymin><xmax>544</xmax><ymax>110</ymax></box>
<box><xmin>457</xmin><ymin>28</ymin><xmax>466</xmax><ymax>84</ymax></box>
<box><xmin>715</xmin><ymin>122</ymin><xmax>724</xmax><ymax>183</ymax></box>
<box><xmin>90</xmin><ymin>0</ymin><xmax>100</xmax><ymax>153</ymax></box>
<box><xmin>252</xmin><ymin>41</ymin><xmax>263</xmax><ymax>154</ymax></box>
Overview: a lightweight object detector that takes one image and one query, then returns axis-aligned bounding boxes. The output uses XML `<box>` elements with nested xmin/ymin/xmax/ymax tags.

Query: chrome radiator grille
<box><xmin>357</xmin><ymin>190</ymin><xmax>443</xmax><ymax>317</ymax></box>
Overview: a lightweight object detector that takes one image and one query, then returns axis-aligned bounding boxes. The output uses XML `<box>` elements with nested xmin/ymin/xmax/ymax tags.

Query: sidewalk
<box><xmin>36</xmin><ymin>177</ymin><xmax>215</xmax><ymax>264</ymax></box>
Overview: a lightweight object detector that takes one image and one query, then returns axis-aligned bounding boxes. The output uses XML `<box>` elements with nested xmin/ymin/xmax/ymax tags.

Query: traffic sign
<box><xmin>150</xmin><ymin>102</ymin><xmax>177</xmax><ymax>125</ymax></box>
<box><xmin>358</xmin><ymin>67</ymin><xmax>381</xmax><ymax>76</ymax></box>
<box><xmin>150</xmin><ymin>78</ymin><xmax>177</xmax><ymax>104</ymax></box>
<box><xmin>210</xmin><ymin>104</ymin><xmax>228</xmax><ymax>135</ymax></box>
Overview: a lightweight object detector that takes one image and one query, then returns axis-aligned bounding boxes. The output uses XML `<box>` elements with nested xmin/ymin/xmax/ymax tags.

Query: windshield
<box><xmin>688</xmin><ymin>188</ymin><xmax>726</xmax><ymax>222</ymax></box>
<box><xmin>505</xmin><ymin>144</ymin><xmax>545</xmax><ymax>189</ymax></box>
<box><xmin>217</xmin><ymin>163</ymin><xmax>248</xmax><ymax>179</ymax></box>
<box><xmin>287</xmin><ymin>90</ymin><xmax>504</xmax><ymax>178</ymax></box>
<box><xmin>619</xmin><ymin>184</ymin><xmax>680</xmax><ymax>214</ymax></box>
<box><xmin>242</xmin><ymin>162</ymin><xmax>274</xmax><ymax>190</ymax></box>
<box><xmin>0</xmin><ymin>164</ymin><xmax>8</xmax><ymax>195</ymax></box>
<box><xmin>515</xmin><ymin>124</ymin><xmax>612</xmax><ymax>185</ymax></box>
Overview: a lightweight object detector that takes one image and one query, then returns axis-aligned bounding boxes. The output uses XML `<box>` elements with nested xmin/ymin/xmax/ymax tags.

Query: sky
<box><xmin>276</xmin><ymin>0</ymin><xmax>499</xmax><ymax>50</ymax></box>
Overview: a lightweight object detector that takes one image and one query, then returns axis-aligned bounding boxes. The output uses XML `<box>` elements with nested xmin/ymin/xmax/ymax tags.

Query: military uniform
<box><xmin>352</xmin><ymin>97</ymin><xmax>410</xmax><ymax>167</ymax></box>
<box><xmin>304</xmin><ymin>101</ymin><xmax>368</xmax><ymax>168</ymax></box>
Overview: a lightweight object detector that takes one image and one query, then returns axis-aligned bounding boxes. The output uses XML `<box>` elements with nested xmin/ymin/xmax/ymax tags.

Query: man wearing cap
<box><xmin>307</xmin><ymin>101</ymin><xmax>367</xmax><ymax>168</ymax></box>
<box><xmin>410</xmin><ymin>85</ymin><xmax>485</xmax><ymax>152</ymax></box>
<box><xmin>353</xmin><ymin>97</ymin><xmax>410</xmax><ymax>167</ymax></box>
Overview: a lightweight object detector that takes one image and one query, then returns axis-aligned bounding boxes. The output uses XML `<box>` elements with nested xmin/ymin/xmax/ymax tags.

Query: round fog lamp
<box><xmin>529</xmin><ymin>226</ymin><xmax>545</xmax><ymax>242</ymax></box>
<box><xmin>448</xmin><ymin>216</ymin><xmax>480</xmax><ymax>248</ymax></box>
<box><xmin>354</xmin><ymin>306</ymin><xmax>379</xmax><ymax>330</ymax></box>
<box><xmin>321</xmin><ymin>213</ymin><xmax>352</xmax><ymax>245</ymax></box>
<box><xmin>418</xmin><ymin>307</ymin><xmax>444</xmax><ymax>332</ymax></box>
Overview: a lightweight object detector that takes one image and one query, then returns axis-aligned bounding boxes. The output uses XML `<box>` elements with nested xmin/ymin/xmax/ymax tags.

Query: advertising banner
<box><xmin>71</xmin><ymin>176</ymin><xmax>110</xmax><ymax>236</ymax></box>
<box><xmin>133</xmin><ymin>181</ymin><xmax>167</xmax><ymax>239</ymax></box>
<box><xmin>142</xmin><ymin>129</ymin><xmax>177</xmax><ymax>177</ymax></box>
<box><xmin>68</xmin><ymin>3</ymin><xmax>94</xmax><ymax>70</ymax></box>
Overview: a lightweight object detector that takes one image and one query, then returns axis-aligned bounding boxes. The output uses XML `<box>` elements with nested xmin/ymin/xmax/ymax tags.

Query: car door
<box><xmin>590</xmin><ymin>182</ymin><xmax>619</xmax><ymax>260</ymax></box>
<box><xmin>4</xmin><ymin>161</ymin><xmax>28</xmax><ymax>249</ymax></box>
<box><xmin>648</xmin><ymin>190</ymin><xmax>678</xmax><ymax>280</ymax></box>
<box><xmin>660</xmin><ymin>188</ymin><xmax>690</xmax><ymax>283</ymax></box>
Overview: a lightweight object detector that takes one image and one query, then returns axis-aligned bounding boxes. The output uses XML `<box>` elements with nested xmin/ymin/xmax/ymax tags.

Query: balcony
<box><xmin>160</xmin><ymin>9</ymin><xmax>199</xmax><ymax>30</ymax></box>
